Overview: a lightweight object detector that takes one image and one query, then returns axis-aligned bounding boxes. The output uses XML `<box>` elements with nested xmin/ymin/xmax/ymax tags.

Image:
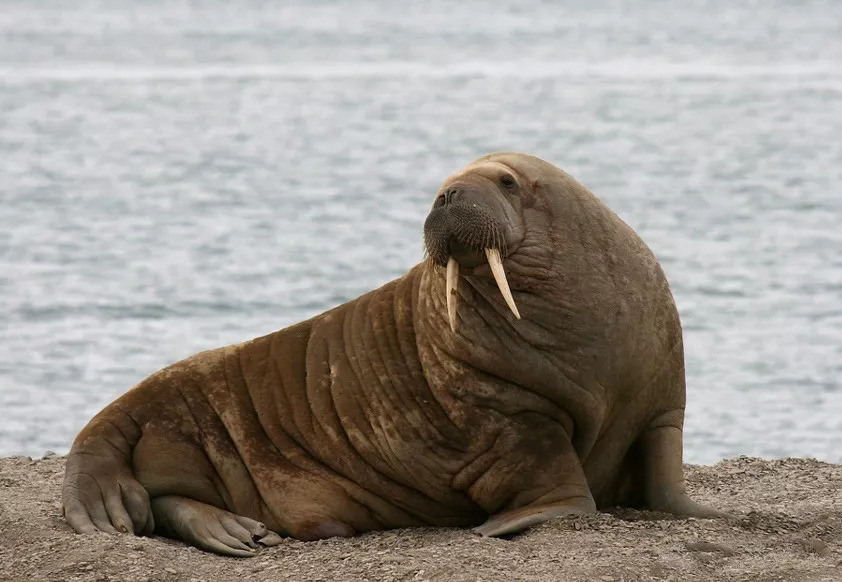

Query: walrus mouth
<box><xmin>424</xmin><ymin>202</ymin><xmax>521</xmax><ymax>333</ymax></box>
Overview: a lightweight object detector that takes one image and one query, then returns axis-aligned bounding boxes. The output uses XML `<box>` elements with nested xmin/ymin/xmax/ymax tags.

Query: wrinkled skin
<box><xmin>62</xmin><ymin>152</ymin><xmax>722</xmax><ymax>556</ymax></box>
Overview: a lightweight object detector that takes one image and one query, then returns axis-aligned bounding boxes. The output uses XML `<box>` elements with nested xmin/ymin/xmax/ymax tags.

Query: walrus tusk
<box><xmin>485</xmin><ymin>248</ymin><xmax>521</xmax><ymax>320</ymax></box>
<box><xmin>446</xmin><ymin>257</ymin><xmax>459</xmax><ymax>333</ymax></box>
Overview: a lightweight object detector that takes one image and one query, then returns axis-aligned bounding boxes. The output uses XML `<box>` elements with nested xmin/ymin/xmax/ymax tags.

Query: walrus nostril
<box><xmin>445</xmin><ymin>187</ymin><xmax>461</xmax><ymax>204</ymax></box>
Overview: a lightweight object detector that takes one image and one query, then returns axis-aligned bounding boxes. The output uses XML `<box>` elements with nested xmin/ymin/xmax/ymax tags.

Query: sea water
<box><xmin>1</xmin><ymin>0</ymin><xmax>840</xmax><ymax>463</ymax></box>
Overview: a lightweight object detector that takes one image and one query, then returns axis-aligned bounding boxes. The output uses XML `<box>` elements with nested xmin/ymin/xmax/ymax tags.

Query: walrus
<box><xmin>62</xmin><ymin>152</ymin><xmax>721</xmax><ymax>556</ymax></box>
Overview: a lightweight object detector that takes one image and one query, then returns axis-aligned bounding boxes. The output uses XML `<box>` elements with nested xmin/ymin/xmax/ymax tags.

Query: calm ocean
<box><xmin>1</xmin><ymin>0</ymin><xmax>840</xmax><ymax>463</ymax></box>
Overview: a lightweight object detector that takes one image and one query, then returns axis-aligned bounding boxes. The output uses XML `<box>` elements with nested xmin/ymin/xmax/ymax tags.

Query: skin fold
<box><xmin>62</xmin><ymin>152</ymin><xmax>722</xmax><ymax>556</ymax></box>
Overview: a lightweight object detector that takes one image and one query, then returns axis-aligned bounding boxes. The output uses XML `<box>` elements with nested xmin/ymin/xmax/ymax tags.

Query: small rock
<box><xmin>601</xmin><ymin>577</ymin><xmax>615</xmax><ymax>581</ymax></box>
<box><xmin>798</xmin><ymin>539</ymin><xmax>831</xmax><ymax>557</ymax></box>
<box><xmin>649</xmin><ymin>564</ymin><xmax>667</xmax><ymax>578</ymax></box>
<box><xmin>42</xmin><ymin>450</ymin><xmax>57</xmax><ymax>459</ymax></box>
<box><xmin>685</xmin><ymin>541</ymin><xmax>736</xmax><ymax>557</ymax></box>
<box><xmin>164</xmin><ymin>568</ymin><xmax>177</xmax><ymax>574</ymax></box>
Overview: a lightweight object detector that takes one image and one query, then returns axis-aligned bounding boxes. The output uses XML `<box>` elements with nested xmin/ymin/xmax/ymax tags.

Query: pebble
<box><xmin>798</xmin><ymin>539</ymin><xmax>830</xmax><ymax>557</ymax></box>
<box><xmin>685</xmin><ymin>541</ymin><xmax>736</xmax><ymax>556</ymax></box>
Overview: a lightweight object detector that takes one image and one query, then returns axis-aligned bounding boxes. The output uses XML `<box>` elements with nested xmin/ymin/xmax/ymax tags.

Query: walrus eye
<box><xmin>500</xmin><ymin>175</ymin><xmax>517</xmax><ymax>190</ymax></box>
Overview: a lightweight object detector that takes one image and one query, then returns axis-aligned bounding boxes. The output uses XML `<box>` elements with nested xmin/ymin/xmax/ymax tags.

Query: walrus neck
<box><xmin>415</xmin><ymin>256</ymin><xmax>566</xmax><ymax>347</ymax></box>
<box><xmin>418</xmin><ymin>254</ymin><xmax>607</xmax><ymax>391</ymax></box>
<box><xmin>415</xmin><ymin>260</ymin><xmax>560</xmax><ymax>380</ymax></box>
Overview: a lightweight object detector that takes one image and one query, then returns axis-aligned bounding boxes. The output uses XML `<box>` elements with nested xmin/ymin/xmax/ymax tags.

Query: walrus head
<box><xmin>423</xmin><ymin>160</ymin><xmax>528</xmax><ymax>332</ymax></box>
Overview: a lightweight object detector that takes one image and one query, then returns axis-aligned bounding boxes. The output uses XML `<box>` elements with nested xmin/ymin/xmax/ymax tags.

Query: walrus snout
<box><xmin>423</xmin><ymin>180</ymin><xmax>516</xmax><ymax>267</ymax></box>
<box><xmin>423</xmin><ymin>180</ymin><xmax>523</xmax><ymax>332</ymax></box>
<box><xmin>423</xmin><ymin>201</ymin><xmax>504</xmax><ymax>268</ymax></box>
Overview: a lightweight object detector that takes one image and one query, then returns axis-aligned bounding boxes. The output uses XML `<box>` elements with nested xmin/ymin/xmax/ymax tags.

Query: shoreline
<box><xmin>1</xmin><ymin>456</ymin><xmax>839</xmax><ymax>581</ymax></box>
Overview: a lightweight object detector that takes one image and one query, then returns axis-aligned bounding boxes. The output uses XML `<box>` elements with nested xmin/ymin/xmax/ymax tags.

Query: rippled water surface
<box><xmin>1</xmin><ymin>0</ymin><xmax>840</xmax><ymax>463</ymax></box>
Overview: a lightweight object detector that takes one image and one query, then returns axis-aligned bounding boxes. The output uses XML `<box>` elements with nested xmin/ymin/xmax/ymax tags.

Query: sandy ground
<box><xmin>0</xmin><ymin>456</ymin><xmax>839</xmax><ymax>582</ymax></box>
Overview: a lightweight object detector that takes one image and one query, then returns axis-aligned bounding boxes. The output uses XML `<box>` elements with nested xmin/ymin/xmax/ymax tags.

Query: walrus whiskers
<box><xmin>446</xmin><ymin>257</ymin><xmax>460</xmax><ymax>333</ymax></box>
<box><xmin>485</xmin><ymin>248</ymin><xmax>521</xmax><ymax>320</ymax></box>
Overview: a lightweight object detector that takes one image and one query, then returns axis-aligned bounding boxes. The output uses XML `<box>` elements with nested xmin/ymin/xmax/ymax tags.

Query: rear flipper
<box><xmin>640</xmin><ymin>409</ymin><xmax>727</xmax><ymax>518</ymax></box>
<box><xmin>151</xmin><ymin>496</ymin><xmax>283</xmax><ymax>557</ymax></box>
<box><xmin>62</xmin><ymin>414</ymin><xmax>155</xmax><ymax>536</ymax></box>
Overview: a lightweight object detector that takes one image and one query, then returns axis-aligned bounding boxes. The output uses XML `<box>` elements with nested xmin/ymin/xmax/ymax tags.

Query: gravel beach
<box><xmin>0</xmin><ymin>455</ymin><xmax>839</xmax><ymax>581</ymax></box>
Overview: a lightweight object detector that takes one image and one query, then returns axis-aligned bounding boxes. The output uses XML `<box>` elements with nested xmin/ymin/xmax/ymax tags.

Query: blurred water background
<box><xmin>1</xmin><ymin>0</ymin><xmax>840</xmax><ymax>463</ymax></box>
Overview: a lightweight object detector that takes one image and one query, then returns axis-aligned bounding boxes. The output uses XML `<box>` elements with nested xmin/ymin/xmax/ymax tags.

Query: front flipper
<box><xmin>460</xmin><ymin>418</ymin><xmax>597</xmax><ymax>537</ymax></box>
<box><xmin>473</xmin><ymin>496</ymin><xmax>596</xmax><ymax>537</ymax></box>
<box><xmin>151</xmin><ymin>496</ymin><xmax>283</xmax><ymax>557</ymax></box>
